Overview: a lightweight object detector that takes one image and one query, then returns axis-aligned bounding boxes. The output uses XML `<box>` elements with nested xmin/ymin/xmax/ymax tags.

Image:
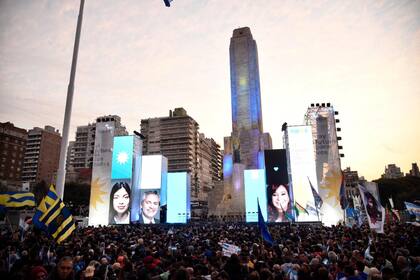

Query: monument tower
<box><xmin>214</xmin><ymin>27</ymin><xmax>271</xmax><ymax>217</ymax></box>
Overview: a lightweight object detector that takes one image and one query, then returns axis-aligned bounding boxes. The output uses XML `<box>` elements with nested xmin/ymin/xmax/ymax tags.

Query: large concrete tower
<box><xmin>229</xmin><ymin>27</ymin><xmax>267</xmax><ymax>168</ymax></box>
<box><xmin>211</xmin><ymin>27</ymin><xmax>271</xmax><ymax>218</ymax></box>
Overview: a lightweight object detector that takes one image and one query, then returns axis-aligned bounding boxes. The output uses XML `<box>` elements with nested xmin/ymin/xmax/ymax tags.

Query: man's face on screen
<box><xmin>141</xmin><ymin>193</ymin><xmax>159</xmax><ymax>219</ymax></box>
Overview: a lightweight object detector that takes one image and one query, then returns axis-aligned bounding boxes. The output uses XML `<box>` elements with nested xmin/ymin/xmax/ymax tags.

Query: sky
<box><xmin>0</xmin><ymin>0</ymin><xmax>419</xmax><ymax>180</ymax></box>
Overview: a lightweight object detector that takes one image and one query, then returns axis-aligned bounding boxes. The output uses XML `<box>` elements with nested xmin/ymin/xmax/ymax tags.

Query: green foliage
<box><xmin>63</xmin><ymin>182</ymin><xmax>90</xmax><ymax>206</ymax></box>
<box><xmin>375</xmin><ymin>176</ymin><xmax>420</xmax><ymax>209</ymax></box>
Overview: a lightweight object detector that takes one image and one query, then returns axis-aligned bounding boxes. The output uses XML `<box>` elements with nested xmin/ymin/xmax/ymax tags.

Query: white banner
<box><xmin>88</xmin><ymin>122</ymin><xmax>115</xmax><ymax>226</ymax></box>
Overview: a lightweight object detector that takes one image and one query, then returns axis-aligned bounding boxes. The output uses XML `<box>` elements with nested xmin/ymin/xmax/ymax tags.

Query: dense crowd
<box><xmin>0</xmin><ymin>221</ymin><xmax>419</xmax><ymax>280</ymax></box>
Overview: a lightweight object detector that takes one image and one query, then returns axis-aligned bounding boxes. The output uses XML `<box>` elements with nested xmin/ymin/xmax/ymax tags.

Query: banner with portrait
<box><xmin>358</xmin><ymin>183</ymin><xmax>385</xmax><ymax>233</ymax></box>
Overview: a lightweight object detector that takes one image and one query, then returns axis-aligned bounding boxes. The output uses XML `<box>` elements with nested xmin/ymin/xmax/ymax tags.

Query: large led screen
<box><xmin>111</xmin><ymin>136</ymin><xmax>134</xmax><ymax>179</ymax></box>
<box><xmin>264</xmin><ymin>149</ymin><xmax>293</xmax><ymax>223</ymax></box>
<box><xmin>167</xmin><ymin>172</ymin><xmax>189</xmax><ymax>223</ymax></box>
<box><xmin>286</xmin><ymin>126</ymin><xmax>319</xmax><ymax>221</ymax></box>
<box><xmin>141</xmin><ymin>155</ymin><xmax>166</xmax><ymax>190</ymax></box>
<box><xmin>108</xmin><ymin>179</ymin><xmax>131</xmax><ymax>225</ymax></box>
<box><xmin>88</xmin><ymin>122</ymin><xmax>115</xmax><ymax>226</ymax></box>
<box><xmin>244</xmin><ymin>169</ymin><xmax>267</xmax><ymax>222</ymax></box>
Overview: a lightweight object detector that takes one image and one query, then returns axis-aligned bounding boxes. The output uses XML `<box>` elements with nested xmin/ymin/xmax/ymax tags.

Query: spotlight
<box><xmin>281</xmin><ymin>122</ymin><xmax>288</xmax><ymax>131</ymax></box>
<box><xmin>133</xmin><ymin>130</ymin><xmax>146</xmax><ymax>139</ymax></box>
<box><xmin>336</xmin><ymin>119</ymin><xmax>340</xmax><ymax>123</ymax></box>
<box><xmin>316</xmin><ymin>103</ymin><xmax>320</xmax><ymax>106</ymax></box>
<box><xmin>321</xmin><ymin>103</ymin><xmax>325</xmax><ymax>107</ymax></box>
<box><xmin>311</xmin><ymin>103</ymin><xmax>315</xmax><ymax>107</ymax></box>
<box><xmin>337</xmin><ymin>128</ymin><xmax>341</xmax><ymax>132</ymax></box>
<box><xmin>337</xmin><ymin>136</ymin><xmax>342</xmax><ymax>141</ymax></box>
<box><xmin>335</xmin><ymin>111</ymin><xmax>339</xmax><ymax>115</ymax></box>
<box><xmin>327</xmin><ymin>103</ymin><xmax>331</xmax><ymax>107</ymax></box>
<box><xmin>340</xmin><ymin>154</ymin><xmax>345</xmax><ymax>157</ymax></box>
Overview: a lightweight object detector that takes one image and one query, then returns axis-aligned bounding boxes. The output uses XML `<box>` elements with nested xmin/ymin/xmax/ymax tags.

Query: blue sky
<box><xmin>0</xmin><ymin>0</ymin><xmax>419</xmax><ymax>180</ymax></box>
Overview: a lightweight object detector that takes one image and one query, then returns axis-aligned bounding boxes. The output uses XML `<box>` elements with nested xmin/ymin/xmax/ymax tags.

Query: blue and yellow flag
<box><xmin>0</xmin><ymin>192</ymin><xmax>35</xmax><ymax>208</ymax></box>
<box><xmin>33</xmin><ymin>185</ymin><xmax>75</xmax><ymax>244</ymax></box>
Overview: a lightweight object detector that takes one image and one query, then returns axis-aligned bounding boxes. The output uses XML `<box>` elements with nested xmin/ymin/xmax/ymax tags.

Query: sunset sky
<box><xmin>1</xmin><ymin>0</ymin><xmax>419</xmax><ymax>180</ymax></box>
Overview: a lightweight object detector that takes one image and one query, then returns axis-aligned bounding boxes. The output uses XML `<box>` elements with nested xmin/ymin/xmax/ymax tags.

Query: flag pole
<box><xmin>56</xmin><ymin>0</ymin><xmax>85</xmax><ymax>199</ymax></box>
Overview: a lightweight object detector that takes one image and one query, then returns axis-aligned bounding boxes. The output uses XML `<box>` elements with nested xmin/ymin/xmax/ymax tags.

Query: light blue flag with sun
<box><xmin>111</xmin><ymin>136</ymin><xmax>134</xmax><ymax>179</ymax></box>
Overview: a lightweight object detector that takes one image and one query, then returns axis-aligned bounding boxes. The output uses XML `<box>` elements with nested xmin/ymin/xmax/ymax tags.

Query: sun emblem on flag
<box><xmin>90</xmin><ymin>177</ymin><xmax>107</xmax><ymax>210</ymax></box>
<box><xmin>117</xmin><ymin>151</ymin><xmax>128</xmax><ymax>164</ymax></box>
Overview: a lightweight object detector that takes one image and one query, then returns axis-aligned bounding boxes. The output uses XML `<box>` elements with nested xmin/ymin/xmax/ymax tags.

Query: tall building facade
<box><xmin>213</xmin><ymin>27</ymin><xmax>272</xmax><ymax>217</ymax></box>
<box><xmin>0</xmin><ymin>122</ymin><xmax>27</xmax><ymax>183</ymax></box>
<box><xmin>22</xmin><ymin>126</ymin><xmax>61</xmax><ymax>184</ymax></box>
<box><xmin>408</xmin><ymin>163</ymin><xmax>420</xmax><ymax>177</ymax></box>
<box><xmin>141</xmin><ymin>108</ymin><xmax>222</xmax><ymax>201</ymax></box>
<box><xmin>67</xmin><ymin>115</ymin><xmax>128</xmax><ymax>175</ymax></box>
<box><xmin>381</xmin><ymin>164</ymin><xmax>404</xmax><ymax>179</ymax></box>
<box><xmin>343</xmin><ymin>167</ymin><xmax>359</xmax><ymax>197</ymax></box>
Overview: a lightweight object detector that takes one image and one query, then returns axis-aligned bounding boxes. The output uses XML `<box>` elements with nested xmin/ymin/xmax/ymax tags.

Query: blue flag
<box><xmin>257</xmin><ymin>199</ymin><xmax>273</xmax><ymax>245</ymax></box>
<box><xmin>163</xmin><ymin>0</ymin><xmax>173</xmax><ymax>7</ymax></box>
<box><xmin>308</xmin><ymin>177</ymin><xmax>323</xmax><ymax>209</ymax></box>
<box><xmin>33</xmin><ymin>185</ymin><xmax>75</xmax><ymax>244</ymax></box>
<box><xmin>339</xmin><ymin>173</ymin><xmax>348</xmax><ymax>209</ymax></box>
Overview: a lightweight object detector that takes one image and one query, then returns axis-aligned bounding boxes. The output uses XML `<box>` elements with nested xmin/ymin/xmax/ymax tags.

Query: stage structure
<box><xmin>305</xmin><ymin>105</ymin><xmax>343</xmax><ymax>225</ymax></box>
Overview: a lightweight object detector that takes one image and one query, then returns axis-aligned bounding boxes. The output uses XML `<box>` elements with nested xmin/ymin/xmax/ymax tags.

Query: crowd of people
<box><xmin>0</xmin><ymin>221</ymin><xmax>419</xmax><ymax>280</ymax></box>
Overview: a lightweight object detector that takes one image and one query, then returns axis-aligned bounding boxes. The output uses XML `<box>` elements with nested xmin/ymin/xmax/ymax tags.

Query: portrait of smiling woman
<box><xmin>267</xmin><ymin>184</ymin><xmax>292</xmax><ymax>223</ymax></box>
<box><xmin>109</xmin><ymin>182</ymin><xmax>131</xmax><ymax>225</ymax></box>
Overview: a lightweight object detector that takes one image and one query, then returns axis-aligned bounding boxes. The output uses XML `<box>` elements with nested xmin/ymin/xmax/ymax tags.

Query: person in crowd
<box><xmin>47</xmin><ymin>256</ymin><xmax>74</xmax><ymax>280</ymax></box>
<box><xmin>1</xmin><ymin>215</ymin><xmax>419</xmax><ymax>280</ymax></box>
<box><xmin>267</xmin><ymin>184</ymin><xmax>292</xmax><ymax>222</ymax></box>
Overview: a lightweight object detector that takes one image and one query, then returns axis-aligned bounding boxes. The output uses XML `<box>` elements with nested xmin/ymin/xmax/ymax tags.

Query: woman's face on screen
<box><xmin>113</xmin><ymin>187</ymin><xmax>129</xmax><ymax>214</ymax></box>
<box><xmin>272</xmin><ymin>185</ymin><xmax>289</xmax><ymax>212</ymax></box>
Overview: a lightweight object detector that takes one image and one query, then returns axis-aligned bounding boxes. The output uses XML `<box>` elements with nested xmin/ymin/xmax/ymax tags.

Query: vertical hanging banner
<box><xmin>358</xmin><ymin>183</ymin><xmax>385</xmax><ymax>233</ymax></box>
<box><xmin>130</xmin><ymin>136</ymin><xmax>143</xmax><ymax>223</ymax></box>
<box><xmin>88</xmin><ymin>122</ymin><xmax>115</xmax><ymax>226</ymax></box>
<box><xmin>286</xmin><ymin>125</ymin><xmax>319</xmax><ymax>221</ymax></box>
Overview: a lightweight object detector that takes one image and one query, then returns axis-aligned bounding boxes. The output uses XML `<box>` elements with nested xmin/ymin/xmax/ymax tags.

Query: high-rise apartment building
<box><xmin>342</xmin><ymin>167</ymin><xmax>359</xmax><ymax>197</ymax></box>
<box><xmin>408</xmin><ymin>163</ymin><xmax>420</xmax><ymax>177</ymax></box>
<box><xmin>141</xmin><ymin>108</ymin><xmax>222</xmax><ymax>200</ymax></box>
<box><xmin>381</xmin><ymin>164</ymin><xmax>404</xmax><ymax>179</ymax></box>
<box><xmin>0</xmin><ymin>122</ymin><xmax>27</xmax><ymax>183</ymax></box>
<box><xmin>67</xmin><ymin>115</ymin><xmax>128</xmax><ymax>172</ymax></box>
<box><xmin>198</xmin><ymin>133</ymin><xmax>222</xmax><ymax>195</ymax></box>
<box><xmin>22</xmin><ymin>126</ymin><xmax>61</xmax><ymax>184</ymax></box>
